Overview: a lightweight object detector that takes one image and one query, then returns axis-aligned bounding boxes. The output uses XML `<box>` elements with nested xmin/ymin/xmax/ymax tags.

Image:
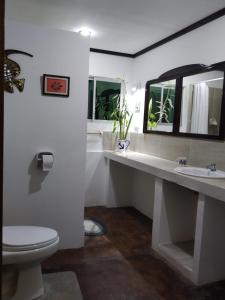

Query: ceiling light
<box><xmin>79</xmin><ymin>29</ymin><xmax>91</xmax><ymax>37</ymax></box>
<box><xmin>77</xmin><ymin>28</ymin><xmax>94</xmax><ymax>37</ymax></box>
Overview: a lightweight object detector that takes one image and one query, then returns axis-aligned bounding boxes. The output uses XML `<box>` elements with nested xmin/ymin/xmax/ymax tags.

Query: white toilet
<box><xmin>2</xmin><ymin>226</ymin><xmax>60</xmax><ymax>300</ymax></box>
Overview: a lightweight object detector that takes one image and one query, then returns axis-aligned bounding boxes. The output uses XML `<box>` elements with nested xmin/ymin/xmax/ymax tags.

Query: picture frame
<box><xmin>42</xmin><ymin>74</ymin><xmax>70</xmax><ymax>97</ymax></box>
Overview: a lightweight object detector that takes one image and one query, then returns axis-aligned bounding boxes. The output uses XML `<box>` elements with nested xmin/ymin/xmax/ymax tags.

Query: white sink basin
<box><xmin>175</xmin><ymin>167</ymin><xmax>225</xmax><ymax>178</ymax></box>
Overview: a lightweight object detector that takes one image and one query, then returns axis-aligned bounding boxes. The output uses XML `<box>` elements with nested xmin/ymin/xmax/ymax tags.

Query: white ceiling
<box><xmin>5</xmin><ymin>0</ymin><xmax>225</xmax><ymax>53</ymax></box>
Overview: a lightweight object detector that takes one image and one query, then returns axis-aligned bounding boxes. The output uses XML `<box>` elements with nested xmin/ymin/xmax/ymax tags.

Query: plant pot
<box><xmin>116</xmin><ymin>139</ymin><xmax>130</xmax><ymax>152</ymax></box>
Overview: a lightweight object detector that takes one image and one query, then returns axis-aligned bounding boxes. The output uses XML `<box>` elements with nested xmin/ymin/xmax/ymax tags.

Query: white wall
<box><xmin>4</xmin><ymin>21</ymin><xmax>90</xmax><ymax>249</ymax></box>
<box><xmin>88</xmin><ymin>52</ymin><xmax>133</xmax><ymax>133</ymax></box>
<box><xmin>85</xmin><ymin>53</ymin><xmax>133</xmax><ymax>206</ymax></box>
<box><xmin>131</xmin><ymin>16</ymin><xmax>225</xmax><ymax>134</ymax></box>
<box><xmin>129</xmin><ymin>16</ymin><xmax>225</xmax><ymax>218</ymax></box>
<box><xmin>87</xmin><ymin>17</ymin><xmax>225</xmax><ymax>213</ymax></box>
<box><xmin>87</xmin><ymin>17</ymin><xmax>225</xmax><ymax>138</ymax></box>
<box><xmin>89</xmin><ymin>52</ymin><xmax>133</xmax><ymax>87</ymax></box>
<box><xmin>131</xmin><ymin>170</ymin><xmax>155</xmax><ymax>219</ymax></box>
<box><xmin>132</xmin><ymin>16</ymin><xmax>225</xmax><ymax>85</ymax></box>
<box><xmin>85</xmin><ymin>152</ymin><xmax>107</xmax><ymax>207</ymax></box>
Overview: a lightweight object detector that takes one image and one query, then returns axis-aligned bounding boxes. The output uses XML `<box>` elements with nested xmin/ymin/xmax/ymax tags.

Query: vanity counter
<box><xmin>104</xmin><ymin>150</ymin><xmax>225</xmax><ymax>203</ymax></box>
<box><xmin>104</xmin><ymin>150</ymin><xmax>225</xmax><ymax>285</ymax></box>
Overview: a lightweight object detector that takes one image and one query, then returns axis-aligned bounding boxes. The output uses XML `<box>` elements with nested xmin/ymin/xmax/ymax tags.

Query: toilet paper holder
<box><xmin>36</xmin><ymin>152</ymin><xmax>54</xmax><ymax>170</ymax></box>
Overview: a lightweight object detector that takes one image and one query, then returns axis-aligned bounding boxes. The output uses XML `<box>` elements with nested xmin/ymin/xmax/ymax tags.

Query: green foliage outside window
<box><xmin>88</xmin><ymin>79</ymin><xmax>121</xmax><ymax>120</ymax></box>
<box><xmin>88</xmin><ymin>79</ymin><xmax>94</xmax><ymax>119</ymax></box>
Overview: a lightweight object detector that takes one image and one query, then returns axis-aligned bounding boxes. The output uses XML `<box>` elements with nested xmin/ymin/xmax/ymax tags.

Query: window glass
<box><xmin>88</xmin><ymin>78</ymin><xmax>121</xmax><ymax>120</ymax></box>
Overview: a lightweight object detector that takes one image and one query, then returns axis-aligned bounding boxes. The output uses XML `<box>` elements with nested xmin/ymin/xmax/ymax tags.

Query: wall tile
<box><xmin>103</xmin><ymin>132</ymin><xmax>118</xmax><ymax>151</ymax></box>
<box><xmin>104</xmin><ymin>132</ymin><xmax>225</xmax><ymax>170</ymax></box>
<box><xmin>159</xmin><ymin>136</ymin><xmax>191</xmax><ymax>161</ymax></box>
<box><xmin>131</xmin><ymin>133</ymin><xmax>161</xmax><ymax>156</ymax></box>
<box><xmin>189</xmin><ymin>139</ymin><xmax>225</xmax><ymax>170</ymax></box>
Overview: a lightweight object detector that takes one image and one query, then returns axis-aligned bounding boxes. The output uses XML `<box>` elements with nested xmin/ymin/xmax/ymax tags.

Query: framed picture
<box><xmin>42</xmin><ymin>74</ymin><xmax>70</xmax><ymax>97</ymax></box>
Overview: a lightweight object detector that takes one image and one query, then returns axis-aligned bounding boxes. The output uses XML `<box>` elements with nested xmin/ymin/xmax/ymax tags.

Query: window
<box><xmin>88</xmin><ymin>77</ymin><xmax>122</xmax><ymax>121</ymax></box>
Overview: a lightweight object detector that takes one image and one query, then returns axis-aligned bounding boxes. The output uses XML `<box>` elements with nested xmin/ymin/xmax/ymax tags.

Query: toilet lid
<box><xmin>3</xmin><ymin>226</ymin><xmax>59</xmax><ymax>251</ymax></box>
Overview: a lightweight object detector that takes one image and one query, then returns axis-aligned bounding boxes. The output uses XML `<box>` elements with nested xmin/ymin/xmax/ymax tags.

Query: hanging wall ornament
<box><xmin>4</xmin><ymin>49</ymin><xmax>33</xmax><ymax>93</ymax></box>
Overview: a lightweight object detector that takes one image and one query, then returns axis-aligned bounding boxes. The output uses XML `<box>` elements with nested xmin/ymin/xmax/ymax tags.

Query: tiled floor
<box><xmin>42</xmin><ymin>207</ymin><xmax>225</xmax><ymax>300</ymax></box>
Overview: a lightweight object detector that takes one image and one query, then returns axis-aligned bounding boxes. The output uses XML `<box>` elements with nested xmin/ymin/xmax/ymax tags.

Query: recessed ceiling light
<box><xmin>76</xmin><ymin>27</ymin><xmax>94</xmax><ymax>37</ymax></box>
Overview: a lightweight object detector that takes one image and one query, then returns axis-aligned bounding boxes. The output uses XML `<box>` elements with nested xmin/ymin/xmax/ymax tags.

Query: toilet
<box><xmin>2</xmin><ymin>226</ymin><xmax>60</xmax><ymax>300</ymax></box>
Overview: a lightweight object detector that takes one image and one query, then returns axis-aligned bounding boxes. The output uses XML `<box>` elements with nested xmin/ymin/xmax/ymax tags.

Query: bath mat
<box><xmin>84</xmin><ymin>219</ymin><xmax>107</xmax><ymax>236</ymax></box>
<box><xmin>41</xmin><ymin>271</ymin><xmax>83</xmax><ymax>300</ymax></box>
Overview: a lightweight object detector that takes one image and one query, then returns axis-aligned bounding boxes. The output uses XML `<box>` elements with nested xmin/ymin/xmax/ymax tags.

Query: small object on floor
<box><xmin>41</xmin><ymin>271</ymin><xmax>83</xmax><ymax>300</ymax></box>
<box><xmin>84</xmin><ymin>219</ymin><xmax>106</xmax><ymax>236</ymax></box>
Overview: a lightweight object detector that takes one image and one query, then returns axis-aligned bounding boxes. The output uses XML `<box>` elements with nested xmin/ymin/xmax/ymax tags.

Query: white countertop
<box><xmin>104</xmin><ymin>150</ymin><xmax>225</xmax><ymax>202</ymax></box>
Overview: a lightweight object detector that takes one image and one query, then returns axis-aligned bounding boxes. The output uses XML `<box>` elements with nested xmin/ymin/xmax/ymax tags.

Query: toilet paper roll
<box><xmin>42</xmin><ymin>154</ymin><xmax>54</xmax><ymax>171</ymax></box>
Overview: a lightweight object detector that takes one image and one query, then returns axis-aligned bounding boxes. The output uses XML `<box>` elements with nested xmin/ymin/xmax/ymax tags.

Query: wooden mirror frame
<box><xmin>143</xmin><ymin>62</ymin><xmax>225</xmax><ymax>140</ymax></box>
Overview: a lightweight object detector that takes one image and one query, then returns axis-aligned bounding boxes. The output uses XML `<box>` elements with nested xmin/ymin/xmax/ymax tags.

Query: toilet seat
<box><xmin>3</xmin><ymin>226</ymin><xmax>59</xmax><ymax>252</ymax></box>
<box><xmin>2</xmin><ymin>226</ymin><xmax>60</xmax><ymax>300</ymax></box>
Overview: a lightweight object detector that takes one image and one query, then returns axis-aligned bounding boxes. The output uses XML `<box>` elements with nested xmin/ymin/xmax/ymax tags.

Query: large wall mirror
<box><xmin>143</xmin><ymin>62</ymin><xmax>225</xmax><ymax>139</ymax></box>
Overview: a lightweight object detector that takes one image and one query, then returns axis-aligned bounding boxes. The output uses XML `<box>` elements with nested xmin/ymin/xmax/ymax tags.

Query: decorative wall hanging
<box><xmin>4</xmin><ymin>49</ymin><xmax>33</xmax><ymax>93</ymax></box>
<box><xmin>42</xmin><ymin>74</ymin><xmax>70</xmax><ymax>97</ymax></box>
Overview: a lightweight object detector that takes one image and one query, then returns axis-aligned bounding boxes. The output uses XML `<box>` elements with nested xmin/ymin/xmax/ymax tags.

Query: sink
<box><xmin>175</xmin><ymin>166</ymin><xmax>225</xmax><ymax>178</ymax></box>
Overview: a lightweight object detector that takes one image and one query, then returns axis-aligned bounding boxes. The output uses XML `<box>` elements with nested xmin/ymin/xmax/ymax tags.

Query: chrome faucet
<box><xmin>206</xmin><ymin>163</ymin><xmax>216</xmax><ymax>172</ymax></box>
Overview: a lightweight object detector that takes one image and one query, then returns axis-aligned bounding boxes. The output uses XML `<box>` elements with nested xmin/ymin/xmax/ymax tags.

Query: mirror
<box><xmin>180</xmin><ymin>71</ymin><xmax>224</xmax><ymax>136</ymax></box>
<box><xmin>143</xmin><ymin>62</ymin><xmax>225</xmax><ymax>139</ymax></box>
<box><xmin>147</xmin><ymin>79</ymin><xmax>176</xmax><ymax>132</ymax></box>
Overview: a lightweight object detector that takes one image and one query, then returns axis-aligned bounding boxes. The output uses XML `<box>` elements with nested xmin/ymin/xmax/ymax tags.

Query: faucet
<box><xmin>206</xmin><ymin>163</ymin><xmax>217</xmax><ymax>172</ymax></box>
<box><xmin>176</xmin><ymin>157</ymin><xmax>187</xmax><ymax>166</ymax></box>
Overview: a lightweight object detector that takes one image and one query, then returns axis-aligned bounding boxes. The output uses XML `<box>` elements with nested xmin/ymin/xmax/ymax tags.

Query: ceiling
<box><xmin>5</xmin><ymin>0</ymin><xmax>225</xmax><ymax>53</ymax></box>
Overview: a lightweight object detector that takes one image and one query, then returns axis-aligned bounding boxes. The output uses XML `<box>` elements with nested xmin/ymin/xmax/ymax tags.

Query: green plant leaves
<box><xmin>110</xmin><ymin>81</ymin><xmax>133</xmax><ymax>140</ymax></box>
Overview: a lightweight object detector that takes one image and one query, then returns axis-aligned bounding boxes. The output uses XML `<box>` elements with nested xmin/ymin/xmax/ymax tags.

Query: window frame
<box><xmin>88</xmin><ymin>76</ymin><xmax>123</xmax><ymax>121</ymax></box>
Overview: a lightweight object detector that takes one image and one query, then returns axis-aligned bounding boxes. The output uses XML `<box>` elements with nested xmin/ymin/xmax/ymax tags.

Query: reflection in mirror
<box><xmin>180</xmin><ymin>71</ymin><xmax>224</xmax><ymax>135</ymax></box>
<box><xmin>147</xmin><ymin>79</ymin><xmax>176</xmax><ymax>132</ymax></box>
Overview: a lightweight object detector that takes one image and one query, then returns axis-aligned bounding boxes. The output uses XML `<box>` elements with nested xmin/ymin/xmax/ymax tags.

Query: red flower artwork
<box><xmin>42</xmin><ymin>74</ymin><xmax>70</xmax><ymax>97</ymax></box>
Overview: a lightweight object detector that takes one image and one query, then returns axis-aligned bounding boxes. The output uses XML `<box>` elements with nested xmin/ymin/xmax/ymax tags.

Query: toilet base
<box><xmin>12</xmin><ymin>264</ymin><xmax>44</xmax><ymax>300</ymax></box>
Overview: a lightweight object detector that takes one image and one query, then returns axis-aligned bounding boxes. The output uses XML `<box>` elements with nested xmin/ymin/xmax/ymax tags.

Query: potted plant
<box><xmin>111</xmin><ymin>82</ymin><xmax>133</xmax><ymax>152</ymax></box>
